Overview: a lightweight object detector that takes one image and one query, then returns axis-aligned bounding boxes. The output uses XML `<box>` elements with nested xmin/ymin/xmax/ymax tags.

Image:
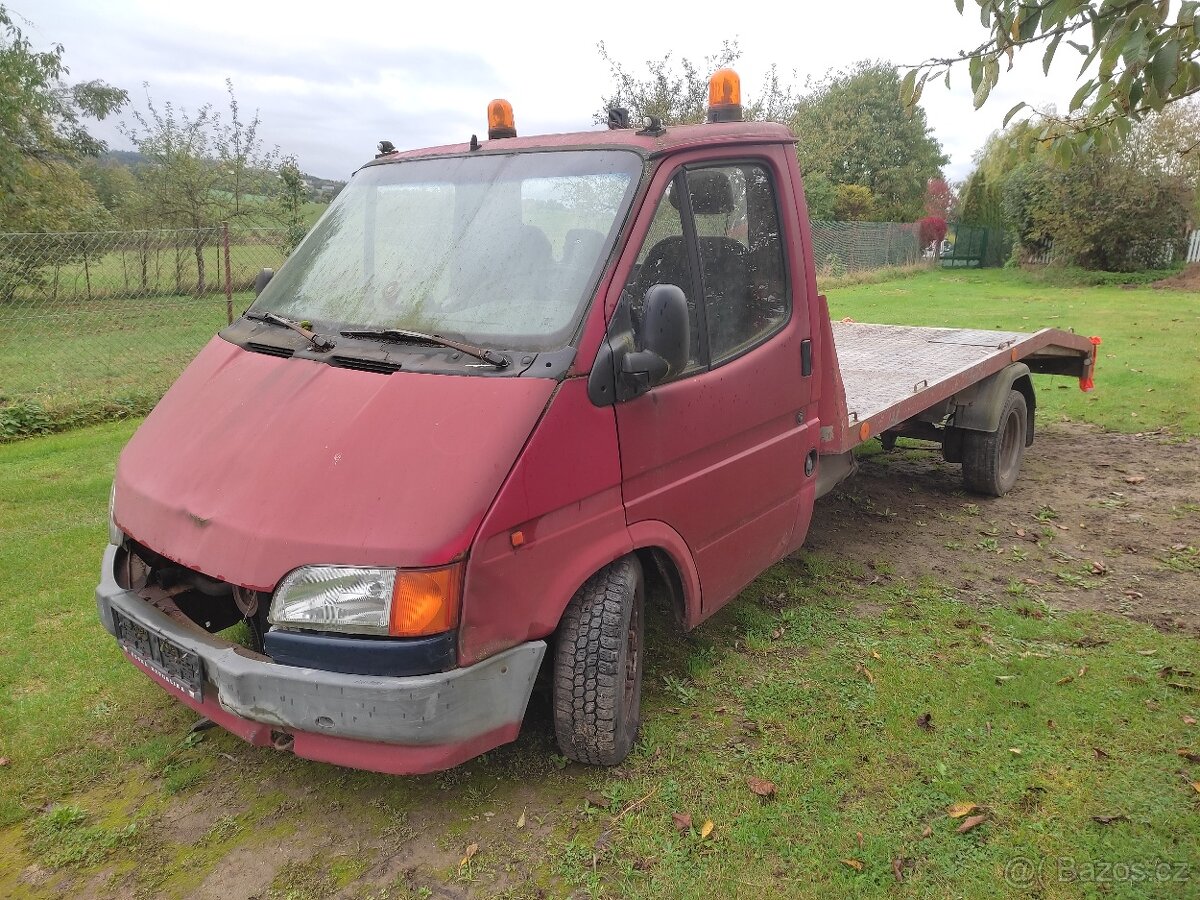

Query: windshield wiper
<box><xmin>339</xmin><ymin>328</ymin><xmax>509</xmax><ymax>369</ymax></box>
<box><xmin>246</xmin><ymin>311</ymin><xmax>335</xmax><ymax>352</ymax></box>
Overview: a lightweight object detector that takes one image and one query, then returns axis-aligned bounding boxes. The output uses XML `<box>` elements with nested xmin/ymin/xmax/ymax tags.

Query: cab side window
<box><xmin>623</xmin><ymin>180</ymin><xmax>702</xmax><ymax>373</ymax></box>
<box><xmin>687</xmin><ymin>163</ymin><xmax>789</xmax><ymax>364</ymax></box>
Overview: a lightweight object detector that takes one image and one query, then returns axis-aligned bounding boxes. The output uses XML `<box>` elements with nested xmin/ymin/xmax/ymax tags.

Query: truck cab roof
<box><xmin>362</xmin><ymin>120</ymin><xmax>799</xmax><ymax>167</ymax></box>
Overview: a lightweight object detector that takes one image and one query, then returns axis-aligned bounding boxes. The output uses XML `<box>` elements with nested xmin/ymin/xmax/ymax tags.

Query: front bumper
<box><xmin>95</xmin><ymin>545</ymin><xmax>545</xmax><ymax>774</ymax></box>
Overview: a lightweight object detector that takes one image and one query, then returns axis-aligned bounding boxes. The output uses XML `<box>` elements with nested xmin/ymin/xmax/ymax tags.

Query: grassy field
<box><xmin>0</xmin><ymin>268</ymin><xmax>1198</xmax><ymax>897</ymax></box>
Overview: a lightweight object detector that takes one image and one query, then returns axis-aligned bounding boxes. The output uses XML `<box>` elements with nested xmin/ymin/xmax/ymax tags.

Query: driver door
<box><xmin>612</xmin><ymin>148</ymin><xmax>816</xmax><ymax>617</ymax></box>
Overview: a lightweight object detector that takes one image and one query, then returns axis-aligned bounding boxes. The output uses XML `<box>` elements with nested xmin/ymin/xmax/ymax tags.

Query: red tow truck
<box><xmin>97</xmin><ymin>70</ymin><xmax>1099</xmax><ymax>774</ymax></box>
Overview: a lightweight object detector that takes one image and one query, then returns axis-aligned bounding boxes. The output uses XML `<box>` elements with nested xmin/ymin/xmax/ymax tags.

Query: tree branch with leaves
<box><xmin>904</xmin><ymin>1</ymin><xmax>1200</xmax><ymax>160</ymax></box>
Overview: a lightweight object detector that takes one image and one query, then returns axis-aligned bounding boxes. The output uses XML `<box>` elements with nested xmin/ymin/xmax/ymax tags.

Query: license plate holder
<box><xmin>113</xmin><ymin>608</ymin><xmax>204</xmax><ymax>701</ymax></box>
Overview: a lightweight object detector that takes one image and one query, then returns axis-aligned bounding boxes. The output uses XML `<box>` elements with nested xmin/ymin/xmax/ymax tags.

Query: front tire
<box><xmin>962</xmin><ymin>389</ymin><xmax>1027</xmax><ymax>497</ymax></box>
<box><xmin>552</xmin><ymin>556</ymin><xmax>644</xmax><ymax>766</ymax></box>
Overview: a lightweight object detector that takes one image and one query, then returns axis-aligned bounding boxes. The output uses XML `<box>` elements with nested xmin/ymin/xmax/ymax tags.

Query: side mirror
<box><xmin>254</xmin><ymin>268</ymin><xmax>275</xmax><ymax>297</ymax></box>
<box><xmin>621</xmin><ymin>284</ymin><xmax>690</xmax><ymax>392</ymax></box>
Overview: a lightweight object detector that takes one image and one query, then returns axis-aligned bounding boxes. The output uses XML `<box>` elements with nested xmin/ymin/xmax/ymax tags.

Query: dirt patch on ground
<box><xmin>807</xmin><ymin>423</ymin><xmax>1200</xmax><ymax>634</ymax></box>
<box><xmin>1152</xmin><ymin>264</ymin><xmax>1200</xmax><ymax>290</ymax></box>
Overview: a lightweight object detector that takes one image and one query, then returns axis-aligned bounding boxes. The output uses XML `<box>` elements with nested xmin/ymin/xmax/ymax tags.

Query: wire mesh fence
<box><xmin>808</xmin><ymin>221</ymin><xmax>926</xmax><ymax>277</ymax></box>
<box><xmin>1</xmin><ymin>220</ymin><xmax>953</xmax><ymax>439</ymax></box>
<box><xmin>1</xmin><ymin>226</ymin><xmax>289</xmax><ymax>438</ymax></box>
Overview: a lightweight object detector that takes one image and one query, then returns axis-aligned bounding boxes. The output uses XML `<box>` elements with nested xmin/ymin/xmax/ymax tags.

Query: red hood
<box><xmin>115</xmin><ymin>338</ymin><xmax>555</xmax><ymax>591</ymax></box>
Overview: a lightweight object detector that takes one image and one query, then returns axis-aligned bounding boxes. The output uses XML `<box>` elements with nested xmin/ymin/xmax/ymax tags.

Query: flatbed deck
<box><xmin>824</xmin><ymin>321</ymin><xmax>1097</xmax><ymax>454</ymax></box>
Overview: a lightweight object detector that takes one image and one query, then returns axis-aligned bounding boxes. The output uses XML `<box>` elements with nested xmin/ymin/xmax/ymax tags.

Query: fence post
<box><xmin>223</xmin><ymin>222</ymin><xmax>234</xmax><ymax>325</ymax></box>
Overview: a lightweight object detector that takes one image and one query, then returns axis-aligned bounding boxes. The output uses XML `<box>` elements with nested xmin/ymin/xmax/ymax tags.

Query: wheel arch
<box><xmin>952</xmin><ymin>362</ymin><xmax>1036</xmax><ymax>446</ymax></box>
<box><xmin>626</xmin><ymin>520</ymin><xmax>702</xmax><ymax>630</ymax></box>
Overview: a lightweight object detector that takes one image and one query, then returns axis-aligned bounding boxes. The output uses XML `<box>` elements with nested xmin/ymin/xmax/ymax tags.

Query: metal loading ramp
<box><xmin>826</xmin><ymin>321</ymin><xmax>1096</xmax><ymax>453</ymax></box>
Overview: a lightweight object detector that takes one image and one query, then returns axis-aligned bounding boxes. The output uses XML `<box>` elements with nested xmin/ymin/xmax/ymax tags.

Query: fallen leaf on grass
<box><xmin>920</xmin><ymin>825</ymin><xmax>932</xmax><ymax>839</ymax></box>
<box><xmin>1093</xmin><ymin>747</ymin><xmax>1111</xmax><ymax>760</ymax></box>
<box><xmin>916</xmin><ymin>712</ymin><xmax>933</xmax><ymax>731</ymax></box>
<box><xmin>1158</xmin><ymin>666</ymin><xmax>1195</xmax><ymax>679</ymax></box>
<box><xmin>747</xmin><ymin>777</ymin><xmax>777</xmax><ymax>799</ymax></box>
<box><xmin>1193</xmin><ymin>782</ymin><xmax>1200</xmax><ymax>795</ymax></box>
<box><xmin>856</xmin><ymin>831</ymin><xmax>864</xmax><ymax>849</ymax></box>
<box><xmin>1056</xmin><ymin>675</ymin><xmax>1074</xmax><ymax>686</ymax></box>
<box><xmin>1176</xmin><ymin>749</ymin><xmax>1200</xmax><ymax>763</ymax></box>
<box><xmin>946</xmin><ymin>802</ymin><xmax>978</xmax><ymax>818</ymax></box>
<box><xmin>1008</xmin><ymin>747</ymin><xmax>1023</xmax><ymax>755</ymax></box>
<box><xmin>1092</xmin><ymin>814</ymin><xmax>1129</xmax><ymax>825</ymax></box>
<box><xmin>839</xmin><ymin>858</ymin><xmax>864</xmax><ymax>871</ymax></box>
<box><xmin>996</xmin><ymin>675</ymin><xmax>1017</xmax><ymax>684</ymax></box>
<box><xmin>1167</xmin><ymin>682</ymin><xmax>1198</xmax><ymax>694</ymax></box>
<box><xmin>516</xmin><ymin>810</ymin><xmax>526</xmax><ymax>829</ymax></box>
<box><xmin>460</xmin><ymin>843</ymin><xmax>479</xmax><ymax>867</ymax></box>
<box><xmin>671</xmin><ymin>812</ymin><xmax>692</xmax><ymax>833</ymax></box>
<box><xmin>956</xmin><ymin>814</ymin><xmax>987</xmax><ymax>834</ymax></box>
<box><xmin>0</xmin><ymin>757</ymin><xmax>8</xmax><ymax>767</ymax></box>
<box><xmin>700</xmin><ymin>820</ymin><xmax>714</xmax><ymax>840</ymax></box>
<box><xmin>1136</xmin><ymin>649</ymin><xmax>1157</xmax><ymax>655</ymax></box>
<box><xmin>855</xmin><ymin>663</ymin><xmax>875</xmax><ymax>685</ymax></box>
<box><xmin>892</xmin><ymin>857</ymin><xmax>909</xmax><ymax>882</ymax></box>
<box><xmin>871</xmin><ymin>649</ymin><xmax>882</xmax><ymax>660</ymax></box>
<box><xmin>1185</xmin><ymin>716</ymin><xmax>1198</xmax><ymax>726</ymax></box>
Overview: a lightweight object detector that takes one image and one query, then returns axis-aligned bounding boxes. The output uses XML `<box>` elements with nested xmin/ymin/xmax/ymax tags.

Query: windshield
<box><xmin>251</xmin><ymin>150</ymin><xmax>643</xmax><ymax>351</ymax></box>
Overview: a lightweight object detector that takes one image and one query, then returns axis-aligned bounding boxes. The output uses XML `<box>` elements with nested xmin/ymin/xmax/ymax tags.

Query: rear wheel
<box><xmin>553</xmin><ymin>556</ymin><xmax>644</xmax><ymax>766</ymax></box>
<box><xmin>962</xmin><ymin>389</ymin><xmax>1027</xmax><ymax>497</ymax></box>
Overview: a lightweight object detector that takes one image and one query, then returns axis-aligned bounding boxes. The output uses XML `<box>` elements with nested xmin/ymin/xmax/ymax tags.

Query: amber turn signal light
<box><xmin>388</xmin><ymin>564</ymin><xmax>463</xmax><ymax>637</ymax></box>
<box><xmin>487</xmin><ymin>99</ymin><xmax>517</xmax><ymax>139</ymax></box>
<box><xmin>707</xmin><ymin>68</ymin><xmax>743</xmax><ymax>122</ymax></box>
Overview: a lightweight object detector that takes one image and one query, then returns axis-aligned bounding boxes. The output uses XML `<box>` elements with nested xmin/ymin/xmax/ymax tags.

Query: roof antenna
<box><xmin>469</xmin><ymin>134</ymin><xmax>480</xmax><ymax>151</ymax></box>
<box><xmin>375</xmin><ymin>140</ymin><xmax>395</xmax><ymax>158</ymax></box>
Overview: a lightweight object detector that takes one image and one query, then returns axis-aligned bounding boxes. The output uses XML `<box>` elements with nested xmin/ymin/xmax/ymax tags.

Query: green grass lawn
<box><xmin>0</xmin><ymin>267</ymin><xmax>1198</xmax><ymax>897</ymax></box>
<box><xmin>828</xmin><ymin>268</ymin><xmax>1200</xmax><ymax>436</ymax></box>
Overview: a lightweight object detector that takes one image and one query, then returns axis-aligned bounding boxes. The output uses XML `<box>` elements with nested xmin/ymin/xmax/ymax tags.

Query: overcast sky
<box><xmin>25</xmin><ymin>0</ymin><xmax>1084</xmax><ymax>183</ymax></box>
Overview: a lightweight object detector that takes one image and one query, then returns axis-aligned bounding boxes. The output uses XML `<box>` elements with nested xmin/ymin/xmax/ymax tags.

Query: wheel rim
<box><xmin>999</xmin><ymin>407</ymin><xmax>1023</xmax><ymax>484</ymax></box>
<box><xmin>622</xmin><ymin>596</ymin><xmax>641</xmax><ymax>715</ymax></box>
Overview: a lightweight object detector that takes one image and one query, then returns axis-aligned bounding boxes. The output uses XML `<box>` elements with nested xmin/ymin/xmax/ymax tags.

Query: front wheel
<box><xmin>552</xmin><ymin>556</ymin><xmax>644</xmax><ymax>766</ymax></box>
<box><xmin>962</xmin><ymin>389</ymin><xmax>1027</xmax><ymax>497</ymax></box>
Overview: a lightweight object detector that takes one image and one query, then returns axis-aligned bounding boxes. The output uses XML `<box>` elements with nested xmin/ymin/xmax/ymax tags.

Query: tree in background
<box><xmin>793</xmin><ymin>62</ymin><xmax>948</xmax><ymax>221</ymax></box>
<box><xmin>923</xmin><ymin>177</ymin><xmax>957</xmax><ymax>220</ymax></box>
<box><xmin>0</xmin><ymin>5</ymin><xmax>126</xmax><ymax>201</ymax></box>
<box><xmin>1003</xmin><ymin>149</ymin><xmax>1192</xmax><ymax>270</ymax></box>
<box><xmin>595</xmin><ymin>40</ymin><xmax>798</xmax><ymax>126</ymax></box>
<box><xmin>802</xmin><ymin>173</ymin><xmax>837</xmax><ymax>220</ymax></box>
<box><xmin>905</xmin><ymin>1</ymin><xmax>1200</xmax><ymax>159</ymax></box>
<box><xmin>1126</xmin><ymin>97</ymin><xmax>1200</xmax><ymax>218</ymax></box>
<box><xmin>0</xmin><ymin>6</ymin><xmax>126</xmax><ymax>298</ymax></box>
<box><xmin>833</xmin><ymin>184</ymin><xmax>877</xmax><ymax>221</ymax></box>
<box><xmin>277</xmin><ymin>155</ymin><xmax>308</xmax><ymax>253</ymax></box>
<box><xmin>122</xmin><ymin>80</ymin><xmax>281</xmax><ymax>293</ymax></box>
<box><xmin>596</xmin><ymin>48</ymin><xmax>947</xmax><ymax>224</ymax></box>
<box><xmin>957</xmin><ymin>119</ymin><xmax>1046</xmax><ymax>232</ymax></box>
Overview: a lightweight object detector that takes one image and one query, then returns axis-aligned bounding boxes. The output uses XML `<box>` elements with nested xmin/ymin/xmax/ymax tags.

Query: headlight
<box><xmin>268</xmin><ymin>564</ymin><xmax>462</xmax><ymax>637</ymax></box>
<box><xmin>108</xmin><ymin>481</ymin><xmax>123</xmax><ymax>546</ymax></box>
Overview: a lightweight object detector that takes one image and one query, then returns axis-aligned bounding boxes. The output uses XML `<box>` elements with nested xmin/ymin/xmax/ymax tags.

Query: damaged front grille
<box><xmin>115</xmin><ymin>542</ymin><xmax>270</xmax><ymax>653</ymax></box>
